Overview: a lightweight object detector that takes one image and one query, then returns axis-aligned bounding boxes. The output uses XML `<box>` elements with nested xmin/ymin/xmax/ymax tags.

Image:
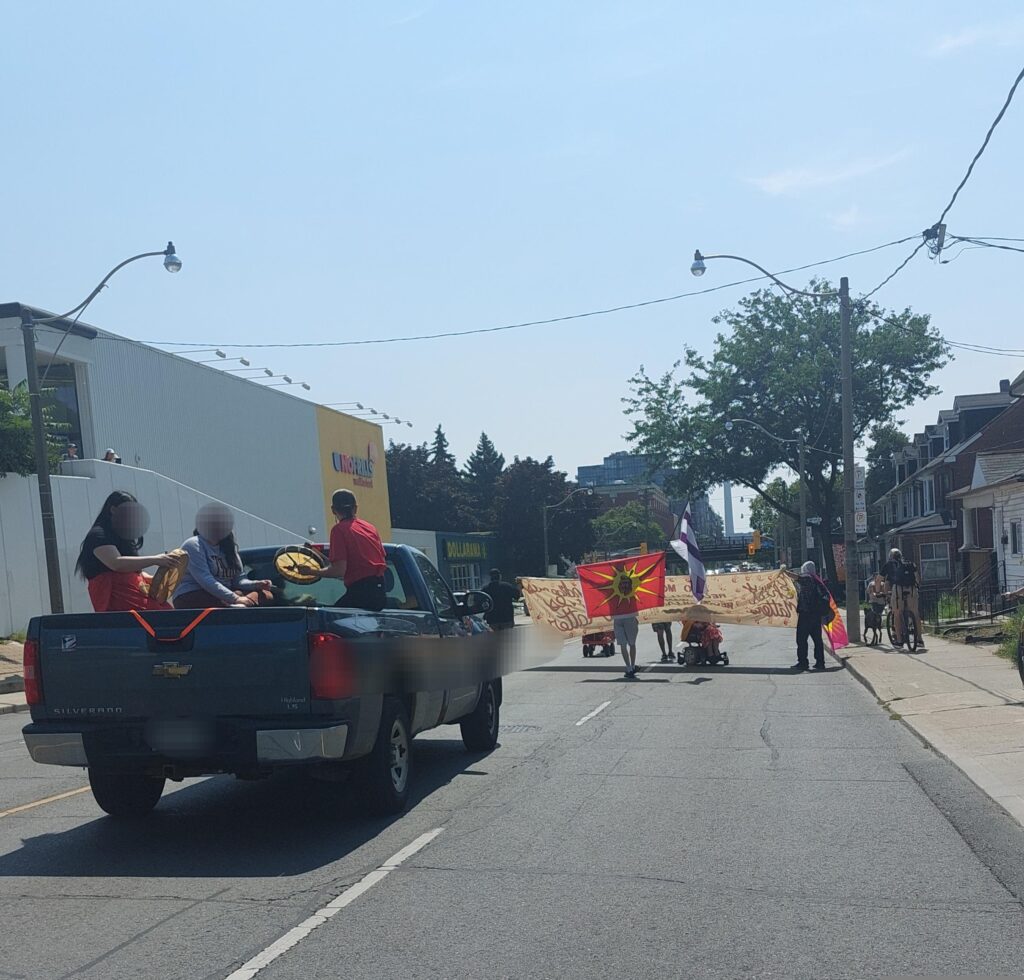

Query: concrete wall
<box><xmin>391</xmin><ymin>528</ymin><xmax>437</xmax><ymax>564</ymax></box>
<box><xmin>0</xmin><ymin>460</ymin><xmax>304</xmax><ymax>636</ymax></box>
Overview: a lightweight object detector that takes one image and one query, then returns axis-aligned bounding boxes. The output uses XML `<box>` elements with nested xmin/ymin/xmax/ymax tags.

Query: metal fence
<box><xmin>919</xmin><ymin>562</ymin><xmax>1020</xmax><ymax>626</ymax></box>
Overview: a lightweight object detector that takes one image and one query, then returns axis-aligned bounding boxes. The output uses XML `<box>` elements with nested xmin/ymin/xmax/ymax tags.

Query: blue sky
<box><xmin>3</xmin><ymin>2</ymin><xmax>1023</xmax><ymax>529</ymax></box>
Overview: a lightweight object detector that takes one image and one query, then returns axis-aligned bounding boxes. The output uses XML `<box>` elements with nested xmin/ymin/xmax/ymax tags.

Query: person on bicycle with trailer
<box><xmin>882</xmin><ymin>548</ymin><xmax>926</xmax><ymax>649</ymax></box>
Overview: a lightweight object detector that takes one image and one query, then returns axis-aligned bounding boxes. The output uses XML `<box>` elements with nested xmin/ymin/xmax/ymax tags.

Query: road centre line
<box><xmin>224</xmin><ymin>828</ymin><xmax>444</xmax><ymax>980</ymax></box>
<box><xmin>575</xmin><ymin>701</ymin><xmax>612</xmax><ymax>726</ymax></box>
<box><xmin>0</xmin><ymin>785</ymin><xmax>90</xmax><ymax>818</ymax></box>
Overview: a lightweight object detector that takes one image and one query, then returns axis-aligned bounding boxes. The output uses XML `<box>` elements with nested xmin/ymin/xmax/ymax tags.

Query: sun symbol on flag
<box><xmin>591</xmin><ymin>560</ymin><xmax>661</xmax><ymax>612</ymax></box>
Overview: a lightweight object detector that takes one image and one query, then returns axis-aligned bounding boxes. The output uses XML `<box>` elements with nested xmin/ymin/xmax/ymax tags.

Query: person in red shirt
<box><xmin>320</xmin><ymin>489</ymin><xmax>388</xmax><ymax>611</ymax></box>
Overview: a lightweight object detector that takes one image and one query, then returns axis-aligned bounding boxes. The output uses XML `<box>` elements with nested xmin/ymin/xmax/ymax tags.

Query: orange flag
<box><xmin>577</xmin><ymin>554</ymin><xmax>666</xmax><ymax>619</ymax></box>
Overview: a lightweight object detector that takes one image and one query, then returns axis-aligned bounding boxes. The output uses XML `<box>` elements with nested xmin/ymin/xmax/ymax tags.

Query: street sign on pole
<box><xmin>853</xmin><ymin>488</ymin><xmax>866</xmax><ymax>509</ymax></box>
<box><xmin>855</xmin><ymin>511</ymin><xmax>868</xmax><ymax>534</ymax></box>
<box><xmin>854</xmin><ymin>464</ymin><xmax>865</xmax><ymax>490</ymax></box>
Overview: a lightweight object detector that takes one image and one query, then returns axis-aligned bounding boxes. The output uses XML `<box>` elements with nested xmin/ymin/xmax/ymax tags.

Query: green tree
<box><xmin>591</xmin><ymin>502</ymin><xmax>664</xmax><ymax>555</ymax></box>
<box><xmin>0</xmin><ymin>382</ymin><xmax>62</xmax><ymax>477</ymax></box>
<box><xmin>385</xmin><ymin>441</ymin><xmax>436</xmax><ymax>529</ymax></box>
<box><xmin>865</xmin><ymin>422</ymin><xmax>910</xmax><ymax>536</ymax></box>
<box><xmin>625</xmin><ymin>281</ymin><xmax>948</xmax><ymax>584</ymax></box>
<box><xmin>463</xmin><ymin>432</ymin><xmax>505</xmax><ymax>529</ymax></box>
<box><xmin>493</xmin><ymin>457</ymin><xmax>595</xmax><ymax>576</ymax></box>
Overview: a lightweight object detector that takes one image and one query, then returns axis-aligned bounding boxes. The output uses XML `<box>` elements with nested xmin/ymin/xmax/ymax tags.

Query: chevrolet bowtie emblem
<box><xmin>152</xmin><ymin>662</ymin><xmax>193</xmax><ymax>678</ymax></box>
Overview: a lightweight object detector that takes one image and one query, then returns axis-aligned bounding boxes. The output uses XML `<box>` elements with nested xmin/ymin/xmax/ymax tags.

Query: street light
<box><xmin>695</xmin><ymin>247</ymin><xmax>858</xmax><ymax>642</ymax></box>
<box><xmin>542</xmin><ymin>487</ymin><xmax>594</xmax><ymax>576</ymax></box>
<box><xmin>724</xmin><ymin>418</ymin><xmax>808</xmax><ymax>565</ymax></box>
<box><xmin>20</xmin><ymin>241</ymin><xmax>182</xmax><ymax>614</ymax></box>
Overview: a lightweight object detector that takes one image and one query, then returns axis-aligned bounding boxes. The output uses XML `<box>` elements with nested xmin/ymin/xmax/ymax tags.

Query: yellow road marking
<box><xmin>0</xmin><ymin>785</ymin><xmax>90</xmax><ymax>818</ymax></box>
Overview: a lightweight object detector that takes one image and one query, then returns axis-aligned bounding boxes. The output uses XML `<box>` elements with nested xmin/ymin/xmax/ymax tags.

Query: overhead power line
<box><xmin>65</xmin><ymin>236</ymin><xmax>917</xmax><ymax>351</ymax></box>
<box><xmin>862</xmin><ymin>63</ymin><xmax>1024</xmax><ymax>298</ymax></box>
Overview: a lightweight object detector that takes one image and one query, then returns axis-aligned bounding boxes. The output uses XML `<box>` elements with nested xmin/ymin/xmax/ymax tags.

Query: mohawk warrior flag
<box><xmin>577</xmin><ymin>553</ymin><xmax>667</xmax><ymax>619</ymax></box>
<box><xmin>669</xmin><ymin>502</ymin><xmax>707</xmax><ymax>603</ymax></box>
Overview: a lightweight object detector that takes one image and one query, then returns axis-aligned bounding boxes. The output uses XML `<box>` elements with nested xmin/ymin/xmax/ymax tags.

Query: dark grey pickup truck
<box><xmin>22</xmin><ymin>544</ymin><xmax>503</xmax><ymax>818</ymax></box>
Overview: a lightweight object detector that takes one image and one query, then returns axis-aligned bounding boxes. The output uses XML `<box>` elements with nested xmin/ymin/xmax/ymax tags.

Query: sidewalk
<box><xmin>840</xmin><ymin>634</ymin><xmax>1024</xmax><ymax>825</ymax></box>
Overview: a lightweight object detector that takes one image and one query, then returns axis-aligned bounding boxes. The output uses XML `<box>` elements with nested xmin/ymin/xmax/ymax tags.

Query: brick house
<box><xmin>873</xmin><ymin>381</ymin><xmax>1023</xmax><ymax>589</ymax></box>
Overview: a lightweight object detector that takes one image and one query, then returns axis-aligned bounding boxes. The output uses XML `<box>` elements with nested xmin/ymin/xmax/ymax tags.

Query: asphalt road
<box><xmin>4</xmin><ymin>625</ymin><xmax>1024</xmax><ymax>979</ymax></box>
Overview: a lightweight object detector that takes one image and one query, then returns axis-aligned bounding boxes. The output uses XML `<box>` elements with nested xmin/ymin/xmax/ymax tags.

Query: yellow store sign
<box><xmin>314</xmin><ymin>406</ymin><xmax>392</xmax><ymax>541</ymax></box>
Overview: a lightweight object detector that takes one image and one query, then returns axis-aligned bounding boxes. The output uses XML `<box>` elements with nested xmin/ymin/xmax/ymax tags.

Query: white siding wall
<box><xmin>0</xmin><ymin>461</ymin><xmax>306</xmax><ymax>636</ymax></box>
<box><xmin>996</xmin><ymin>485</ymin><xmax>1024</xmax><ymax>592</ymax></box>
<box><xmin>1</xmin><ymin>317</ymin><xmax>325</xmax><ymax>535</ymax></box>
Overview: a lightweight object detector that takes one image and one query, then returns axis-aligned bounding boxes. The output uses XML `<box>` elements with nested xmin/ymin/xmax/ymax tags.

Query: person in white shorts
<box><xmin>613</xmin><ymin>613</ymin><xmax>640</xmax><ymax>678</ymax></box>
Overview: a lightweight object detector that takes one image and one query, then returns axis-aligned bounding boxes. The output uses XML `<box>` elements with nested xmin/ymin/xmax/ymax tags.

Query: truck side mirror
<box><xmin>463</xmin><ymin>590</ymin><xmax>493</xmax><ymax>615</ymax></box>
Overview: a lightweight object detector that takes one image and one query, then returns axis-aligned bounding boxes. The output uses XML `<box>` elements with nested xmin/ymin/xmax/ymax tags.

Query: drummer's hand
<box><xmin>152</xmin><ymin>554</ymin><xmax>176</xmax><ymax>569</ymax></box>
<box><xmin>232</xmin><ymin>596</ymin><xmax>255</xmax><ymax>608</ymax></box>
<box><xmin>256</xmin><ymin>580</ymin><xmax>273</xmax><ymax>589</ymax></box>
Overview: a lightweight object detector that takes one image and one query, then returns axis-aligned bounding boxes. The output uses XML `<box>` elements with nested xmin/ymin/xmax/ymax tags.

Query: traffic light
<box><xmin>747</xmin><ymin>543</ymin><xmax>756</xmax><ymax>556</ymax></box>
<box><xmin>752</xmin><ymin>529</ymin><xmax>762</xmax><ymax>551</ymax></box>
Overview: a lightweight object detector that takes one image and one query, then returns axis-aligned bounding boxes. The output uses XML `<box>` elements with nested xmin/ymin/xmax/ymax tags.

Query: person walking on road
<box><xmin>652</xmin><ymin>621</ymin><xmax>674</xmax><ymax>662</ymax></box>
<box><xmin>614</xmin><ymin>613</ymin><xmax>640</xmax><ymax>678</ymax></box>
<box><xmin>793</xmin><ymin>560</ymin><xmax>830</xmax><ymax>672</ymax></box>
<box><xmin>482</xmin><ymin>568</ymin><xmax>520</xmax><ymax>630</ymax></box>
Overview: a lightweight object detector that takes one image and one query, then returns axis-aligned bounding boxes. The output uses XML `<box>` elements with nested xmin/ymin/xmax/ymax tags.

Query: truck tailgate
<box><xmin>34</xmin><ymin>607</ymin><xmax>314</xmax><ymax>719</ymax></box>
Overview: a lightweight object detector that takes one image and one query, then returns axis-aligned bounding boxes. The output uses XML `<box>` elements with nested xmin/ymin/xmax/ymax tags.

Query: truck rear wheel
<box><xmin>88</xmin><ymin>771</ymin><xmax>165</xmax><ymax>818</ymax></box>
<box><xmin>460</xmin><ymin>681</ymin><xmax>500</xmax><ymax>752</ymax></box>
<box><xmin>357</xmin><ymin>697</ymin><xmax>412</xmax><ymax>816</ymax></box>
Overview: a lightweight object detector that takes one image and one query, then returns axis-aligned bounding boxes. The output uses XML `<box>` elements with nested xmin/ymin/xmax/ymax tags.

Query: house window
<box><xmin>919</xmin><ymin>542</ymin><xmax>951</xmax><ymax>581</ymax></box>
<box><xmin>922</xmin><ymin>478</ymin><xmax>935</xmax><ymax>516</ymax></box>
<box><xmin>1012</xmin><ymin>522</ymin><xmax>1022</xmax><ymax>556</ymax></box>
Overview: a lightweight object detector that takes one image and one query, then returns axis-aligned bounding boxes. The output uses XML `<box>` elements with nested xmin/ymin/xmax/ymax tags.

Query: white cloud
<box><xmin>928</xmin><ymin>17</ymin><xmax>1024</xmax><ymax>57</ymax></box>
<box><xmin>828</xmin><ymin>205</ymin><xmax>865</xmax><ymax>230</ymax></box>
<box><xmin>748</xmin><ymin>151</ymin><xmax>909</xmax><ymax>196</ymax></box>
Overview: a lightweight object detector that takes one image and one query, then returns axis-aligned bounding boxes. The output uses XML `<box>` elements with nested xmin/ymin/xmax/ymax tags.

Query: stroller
<box><xmin>582</xmin><ymin>630</ymin><xmax>616</xmax><ymax>658</ymax></box>
<box><xmin>678</xmin><ymin>620</ymin><xmax>729</xmax><ymax>667</ymax></box>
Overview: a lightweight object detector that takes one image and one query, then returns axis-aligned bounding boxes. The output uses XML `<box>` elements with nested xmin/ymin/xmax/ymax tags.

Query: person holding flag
<box><xmin>577</xmin><ymin>553</ymin><xmax>667</xmax><ymax>680</ymax></box>
<box><xmin>793</xmin><ymin>560</ymin><xmax>832</xmax><ymax>671</ymax></box>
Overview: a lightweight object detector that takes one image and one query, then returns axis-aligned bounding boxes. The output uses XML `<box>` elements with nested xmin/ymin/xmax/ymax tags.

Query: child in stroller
<box><xmin>679</xmin><ymin>619</ymin><xmax>728</xmax><ymax>667</ymax></box>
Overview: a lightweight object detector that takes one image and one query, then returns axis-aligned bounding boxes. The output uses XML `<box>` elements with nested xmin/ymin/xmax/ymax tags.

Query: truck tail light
<box><xmin>308</xmin><ymin>632</ymin><xmax>354</xmax><ymax>699</ymax></box>
<box><xmin>24</xmin><ymin>638</ymin><xmax>42</xmax><ymax>705</ymax></box>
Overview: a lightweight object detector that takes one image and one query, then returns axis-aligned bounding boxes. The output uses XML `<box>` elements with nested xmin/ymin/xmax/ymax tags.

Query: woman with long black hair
<box><xmin>76</xmin><ymin>490</ymin><xmax>177</xmax><ymax>612</ymax></box>
<box><xmin>172</xmin><ymin>503</ymin><xmax>273</xmax><ymax>608</ymax></box>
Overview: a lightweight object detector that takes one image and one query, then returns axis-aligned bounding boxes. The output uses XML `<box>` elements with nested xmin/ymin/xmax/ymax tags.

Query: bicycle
<box><xmin>886</xmin><ymin>586</ymin><xmax>920</xmax><ymax>652</ymax></box>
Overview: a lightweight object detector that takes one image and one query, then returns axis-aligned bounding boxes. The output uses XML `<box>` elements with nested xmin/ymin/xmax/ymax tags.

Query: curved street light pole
<box><xmin>699</xmin><ymin>249</ymin><xmax>858</xmax><ymax>642</ymax></box>
<box><xmin>20</xmin><ymin>243</ymin><xmax>182</xmax><ymax>614</ymax></box>
<box><xmin>542</xmin><ymin>487</ymin><xmax>593</xmax><ymax>576</ymax></box>
<box><xmin>726</xmin><ymin>418</ymin><xmax>808</xmax><ymax>565</ymax></box>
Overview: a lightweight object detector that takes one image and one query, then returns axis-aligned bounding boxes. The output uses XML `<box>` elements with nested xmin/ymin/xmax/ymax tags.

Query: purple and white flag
<box><xmin>669</xmin><ymin>502</ymin><xmax>707</xmax><ymax>602</ymax></box>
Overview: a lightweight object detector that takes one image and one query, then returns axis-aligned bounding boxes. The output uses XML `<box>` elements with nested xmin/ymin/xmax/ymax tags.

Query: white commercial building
<box><xmin>0</xmin><ymin>303</ymin><xmax>393</xmax><ymax>633</ymax></box>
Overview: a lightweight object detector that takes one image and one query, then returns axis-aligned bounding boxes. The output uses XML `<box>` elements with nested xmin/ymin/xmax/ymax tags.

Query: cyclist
<box><xmin>882</xmin><ymin>548</ymin><xmax>925</xmax><ymax>649</ymax></box>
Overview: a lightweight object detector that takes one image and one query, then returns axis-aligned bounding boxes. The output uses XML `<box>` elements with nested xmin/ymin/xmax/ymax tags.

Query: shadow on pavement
<box><xmin>0</xmin><ymin>739</ymin><xmax>484</xmax><ymax>879</ymax></box>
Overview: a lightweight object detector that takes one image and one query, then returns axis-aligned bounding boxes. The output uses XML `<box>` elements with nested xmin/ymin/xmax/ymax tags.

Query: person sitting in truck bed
<box><xmin>172</xmin><ymin>503</ymin><xmax>274</xmax><ymax>609</ymax></box>
<box><xmin>318</xmin><ymin>489</ymin><xmax>388</xmax><ymax>611</ymax></box>
<box><xmin>76</xmin><ymin>491</ymin><xmax>180</xmax><ymax>612</ymax></box>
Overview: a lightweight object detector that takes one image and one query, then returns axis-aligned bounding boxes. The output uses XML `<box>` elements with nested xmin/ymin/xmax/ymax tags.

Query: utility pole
<box><xmin>840</xmin><ymin>276</ymin><xmax>861</xmax><ymax>643</ymax></box>
<box><xmin>797</xmin><ymin>432</ymin><xmax>808</xmax><ymax>565</ymax></box>
<box><xmin>21</xmin><ymin>313</ymin><xmax>64</xmax><ymax>614</ymax></box>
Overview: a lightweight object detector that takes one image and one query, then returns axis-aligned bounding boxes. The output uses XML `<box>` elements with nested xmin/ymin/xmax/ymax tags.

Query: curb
<box><xmin>0</xmin><ymin>700</ymin><xmax>29</xmax><ymax>715</ymax></box>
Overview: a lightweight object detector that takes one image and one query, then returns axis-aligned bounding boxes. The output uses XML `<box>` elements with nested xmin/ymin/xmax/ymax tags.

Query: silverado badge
<box><xmin>152</xmin><ymin>662</ymin><xmax>193</xmax><ymax>678</ymax></box>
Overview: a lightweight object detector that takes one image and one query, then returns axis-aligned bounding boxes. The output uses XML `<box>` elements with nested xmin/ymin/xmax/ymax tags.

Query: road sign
<box><xmin>806</xmin><ymin>516</ymin><xmax>823</xmax><ymax>525</ymax></box>
<box><xmin>854</xmin><ymin>488</ymin><xmax>866</xmax><ymax>509</ymax></box>
<box><xmin>806</xmin><ymin>527</ymin><xmax>815</xmax><ymax>550</ymax></box>
<box><xmin>854</xmin><ymin>464</ymin><xmax>866</xmax><ymax>490</ymax></box>
<box><xmin>855</xmin><ymin>510</ymin><xmax>868</xmax><ymax>534</ymax></box>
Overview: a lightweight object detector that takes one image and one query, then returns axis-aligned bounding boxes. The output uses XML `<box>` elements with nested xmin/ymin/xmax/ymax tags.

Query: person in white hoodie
<box><xmin>172</xmin><ymin>503</ymin><xmax>273</xmax><ymax>608</ymax></box>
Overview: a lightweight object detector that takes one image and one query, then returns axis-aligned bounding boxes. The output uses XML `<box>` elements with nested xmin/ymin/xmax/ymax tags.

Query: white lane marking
<box><xmin>225</xmin><ymin>828</ymin><xmax>443</xmax><ymax>980</ymax></box>
<box><xmin>575</xmin><ymin>700</ymin><xmax>612</xmax><ymax>727</ymax></box>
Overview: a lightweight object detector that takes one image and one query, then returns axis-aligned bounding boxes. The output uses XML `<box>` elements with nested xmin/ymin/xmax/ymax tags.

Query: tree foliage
<box><xmin>865</xmin><ymin>422</ymin><xmax>910</xmax><ymax>535</ymax></box>
<box><xmin>624</xmin><ymin>281</ymin><xmax>948</xmax><ymax>582</ymax></box>
<box><xmin>463</xmin><ymin>432</ymin><xmax>505</xmax><ymax>528</ymax></box>
<box><xmin>493</xmin><ymin>457</ymin><xmax>595</xmax><ymax>576</ymax></box>
<box><xmin>0</xmin><ymin>382</ymin><xmax>61</xmax><ymax>477</ymax></box>
<box><xmin>591</xmin><ymin>502</ymin><xmax>664</xmax><ymax>554</ymax></box>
